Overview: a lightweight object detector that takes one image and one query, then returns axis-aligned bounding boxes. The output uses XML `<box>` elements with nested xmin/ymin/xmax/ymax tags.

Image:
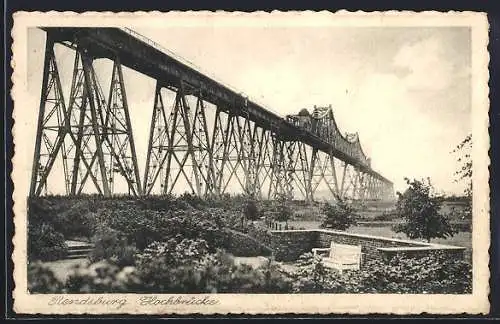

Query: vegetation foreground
<box><xmin>28</xmin><ymin>192</ymin><xmax>472</xmax><ymax>294</ymax></box>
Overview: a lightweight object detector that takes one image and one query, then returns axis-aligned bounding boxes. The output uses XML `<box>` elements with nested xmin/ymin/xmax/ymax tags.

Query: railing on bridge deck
<box><xmin>119</xmin><ymin>27</ymin><xmax>285</xmax><ymax>119</ymax></box>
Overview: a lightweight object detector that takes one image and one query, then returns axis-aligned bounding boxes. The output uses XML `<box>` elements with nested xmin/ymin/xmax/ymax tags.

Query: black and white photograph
<box><xmin>11</xmin><ymin>11</ymin><xmax>490</xmax><ymax>314</ymax></box>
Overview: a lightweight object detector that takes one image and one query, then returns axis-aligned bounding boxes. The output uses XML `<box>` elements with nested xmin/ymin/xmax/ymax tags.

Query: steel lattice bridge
<box><xmin>30</xmin><ymin>27</ymin><xmax>394</xmax><ymax>201</ymax></box>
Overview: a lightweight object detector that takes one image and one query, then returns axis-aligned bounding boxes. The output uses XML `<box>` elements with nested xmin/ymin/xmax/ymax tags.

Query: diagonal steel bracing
<box><xmin>254</xmin><ymin>128</ymin><xmax>273</xmax><ymax>198</ymax></box>
<box><xmin>309</xmin><ymin>149</ymin><xmax>340</xmax><ymax>201</ymax></box>
<box><xmin>77</xmin><ymin>54</ymin><xmax>142</xmax><ymax>196</ymax></box>
<box><xmin>212</xmin><ymin>111</ymin><xmax>245</xmax><ymax>196</ymax></box>
<box><xmin>192</xmin><ymin>91</ymin><xmax>216</xmax><ymax>196</ymax></box>
<box><xmin>30</xmin><ymin>37</ymin><xmax>70</xmax><ymax>197</ymax></box>
<box><xmin>268</xmin><ymin>133</ymin><xmax>289</xmax><ymax>200</ymax></box>
<box><xmin>143</xmin><ymin>83</ymin><xmax>170</xmax><ymax>195</ymax></box>
<box><xmin>285</xmin><ymin>141</ymin><xmax>310</xmax><ymax>200</ymax></box>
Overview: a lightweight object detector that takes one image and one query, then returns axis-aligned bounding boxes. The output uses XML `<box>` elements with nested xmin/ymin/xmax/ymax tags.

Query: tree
<box><xmin>243</xmin><ymin>197</ymin><xmax>260</xmax><ymax>221</ymax></box>
<box><xmin>320</xmin><ymin>196</ymin><xmax>357</xmax><ymax>231</ymax></box>
<box><xmin>393</xmin><ymin>178</ymin><xmax>456</xmax><ymax>242</ymax></box>
<box><xmin>273</xmin><ymin>193</ymin><xmax>292</xmax><ymax>226</ymax></box>
<box><xmin>452</xmin><ymin>134</ymin><xmax>472</xmax><ymax>196</ymax></box>
<box><xmin>452</xmin><ymin>134</ymin><xmax>472</xmax><ymax>219</ymax></box>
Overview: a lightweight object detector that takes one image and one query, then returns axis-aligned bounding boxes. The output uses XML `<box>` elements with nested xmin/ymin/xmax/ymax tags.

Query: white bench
<box><xmin>312</xmin><ymin>242</ymin><xmax>362</xmax><ymax>274</ymax></box>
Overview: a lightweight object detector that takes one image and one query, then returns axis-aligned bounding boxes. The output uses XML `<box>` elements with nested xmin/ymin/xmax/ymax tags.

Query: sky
<box><xmin>25</xmin><ymin>25</ymin><xmax>472</xmax><ymax>196</ymax></box>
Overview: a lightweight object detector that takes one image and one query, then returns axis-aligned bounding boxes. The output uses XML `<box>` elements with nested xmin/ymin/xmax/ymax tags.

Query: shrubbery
<box><xmin>134</xmin><ymin>238</ymin><xmax>289</xmax><ymax>293</ymax></box>
<box><xmin>27</xmin><ymin>194</ymin><xmax>471</xmax><ymax>295</ymax></box>
<box><xmin>28</xmin><ymin>196</ymin><xmax>99</xmax><ymax>241</ymax></box>
<box><xmin>224</xmin><ymin>229</ymin><xmax>273</xmax><ymax>257</ymax></box>
<box><xmin>28</xmin><ymin>194</ymin><xmax>277</xmax><ymax>264</ymax></box>
<box><xmin>320</xmin><ymin>199</ymin><xmax>357</xmax><ymax>230</ymax></box>
<box><xmin>358</xmin><ymin>253</ymin><xmax>472</xmax><ymax>294</ymax></box>
<box><xmin>286</xmin><ymin>253</ymin><xmax>345</xmax><ymax>293</ymax></box>
<box><xmin>28</xmin><ymin>261</ymin><xmax>64</xmax><ymax>293</ymax></box>
<box><xmin>28</xmin><ymin>223</ymin><xmax>68</xmax><ymax>262</ymax></box>
<box><xmin>29</xmin><ymin>238</ymin><xmax>292</xmax><ymax>294</ymax></box>
<box><xmin>88</xmin><ymin>205</ymin><xmax>230</xmax><ymax>253</ymax></box>
<box><xmin>89</xmin><ymin>227</ymin><xmax>138</xmax><ymax>267</ymax></box>
<box><xmin>29</xmin><ymin>242</ymin><xmax>471</xmax><ymax>294</ymax></box>
<box><xmin>284</xmin><ymin>252</ymin><xmax>472</xmax><ymax>294</ymax></box>
<box><xmin>243</xmin><ymin>198</ymin><xmax>260</xmax><ymax>221</ymax></box>
<box><xmin>394</xmin><ymin>178</ymin><xmax>457</xmax><ymax>242</ymax></box>
<box><xmin>28</xmin><ymin>197</ymin><xmax>69</xmax><ymax>262</ymax></box>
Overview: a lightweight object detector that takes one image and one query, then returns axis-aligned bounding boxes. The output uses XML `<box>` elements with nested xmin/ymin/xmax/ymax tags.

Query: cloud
<box><xmin>24</xmin><ymin>27</ymin><xmax>471</xmax><ymax>196</ymax></box>
<box><xmin>393</xmin><ymin>36</ymin><xmax>457</xmax><ymax>91</ymax></box>
<box><xmin>341</xmin><ymin>35</ymin><xmax>471</xmax><ymax>194</ymax></box>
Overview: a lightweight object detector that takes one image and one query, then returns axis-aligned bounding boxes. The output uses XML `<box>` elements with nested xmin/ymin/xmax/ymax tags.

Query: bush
<box><xmin>65</xmin><ymin>260</ymin><xmax>142</xmax><ymax>293</ymax></box>
<box><xmin>134</xmin><ymin>238</ymin><xmax>212</xmax><ymax>293</ymax></box>
<box><xmin>27</xmin><ymin>195</ymin><xmax>262</xmax><ymax>258</ymax></box>
<box><xmin>246</xmin><ymin>223</ymin><xmax>274</xmax><ymax>249</ymax></box>
<box><xmin>269</xmin><ymin>194</ymin><xmax>292</xmax><ymax>224</ymax></box>
<box><xmin>89</xmin><ymin>227</ymin><xmax>138</xmax><ymax>267</ymax></box>
<box><xmin>224</xmin><ymin>229</ymin><xmax>273</xmax><ymax>257</ymax></box>
<box><xmin>394</xmin><ymin>178</ymin><xmax>457</xmax><ymax>242</ymax></box>
<box><xmin>212</xmin><ymin>257</ymin><xmax>292</xmax><ymax>293</ymax></box>
<box><xmin>59</xmin><ymin>238</ymin><xmax>292</xmax><ymax>294</ymax></box>
<box><xmin>136</xmin><ymin>194</ymin><xmax>178</xmax><ymax>212</ymax></box>
<box><xmin>320</xmin><ymin>199</ymin><xmax>357</xmax><ymax>231</ymax></box>
<box><xmin>284</xmin><ymin>253</ymin><xmax>360</xmax><ymax>293</ymax></box>
<box><xmin>28</xmin><ymin>262</ymin><xmax>64</xmax><ymax>293</ymax></box>
<box><xmin>135</xmin><ymin>238</ymin><xmax>291</xmax><ymax>293</ymax></box>
<box><xmin>288</xmin><ymin>252</ymin><xmax>472</xmax><ymax>294</ymax></box>
<box><xmin>28</xmin><ymin>197</ymin><xmax>98</xmax><ymax>241</ymax></box>
<box><xmin>243</xmin><ymin>198</ymin><xmax>260</xmax><ymax>221</ymax></box>
<box><xmin>28</xmin><ymin>223</ymin><xmax>68</xmax><ymax>262</ymax></box>
<box><xmin>27</xmin><ymin>197</ymin><xmax>69</xmax><ymax>262</ymax></box>
<box><xmin>218</xmin><ymin>209</ymin><xmax>247</xmax><ymax>232</ymax></box>
<box><xmin>92</xmin><ymin>206</ymin><xmax>227</xmax><ymax>252</ymax></box>
<box><xmin>359</xmin><ymin>254</ymin><xmax>472</xmax><ymax>294</ymax></box>
<box><xmin>287</xmin><ymin>253</ymin><xmax>335</xmax><ymax>293</ymax></box>
<box><xmin>178</xmin><ymin>192</ymin><xmax>206</xmax><ymax>209</ymax></box>
<box><xmin>54</xmin><ymin>201</ymin><xmax>97</xmax><ymax>240</ymax></box>
<box><xmin>27</xmin><ymin>248</ymin><xmax>471</xmax><ymax>294</ymax></box>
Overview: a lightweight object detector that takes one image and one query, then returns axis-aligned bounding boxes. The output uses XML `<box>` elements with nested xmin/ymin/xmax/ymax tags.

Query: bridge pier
<box><xmin>285</xmin><ymin>141</ymin><xmax>310</xmax><ymax>201</ymax></box>
<box><xmin>30</xmin><ymin>37</ymin><xmax>142</xmax><ymax>197</ymax></box>
<box><xmin>212</xmin><ymin>109</ymin><xmax>247</xmax><ymax>197</ymax></box>
<box><xmin>309</xmin><ymin>149</ymin><xmax>341</xmax><ymax>201</ymax></box>
<box><xmin>144</xmin><ymin>82</ymin><xmax>215</xmax><ymax>196</ymax></box>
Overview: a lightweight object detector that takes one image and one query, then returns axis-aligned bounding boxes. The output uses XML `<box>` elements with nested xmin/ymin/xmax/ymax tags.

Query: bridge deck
<box><xmin>43</xmin><ymin>27</ymin><xmax>391</xmax><ymax>184</ymax></box>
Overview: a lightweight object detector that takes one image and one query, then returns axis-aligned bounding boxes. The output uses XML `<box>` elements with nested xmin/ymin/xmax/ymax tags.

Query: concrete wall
<box><xmin>270</xmin><ymin>229</ymin><xmax>466</xmax><ymax>263</ymax></box>
<box><xmin>378</xmin><ymin>246</ymin><xmax>466</xmax><ymax>262</ymax></box>
<box><xmin>270</xmin><ymin>231</ymin><xmax>318</xmax><ymax>262</ymax></box>
<box><xmin>224</xmin><ymin>229</ymin><xmax>273</xmax><ymax>257</ymax></box>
